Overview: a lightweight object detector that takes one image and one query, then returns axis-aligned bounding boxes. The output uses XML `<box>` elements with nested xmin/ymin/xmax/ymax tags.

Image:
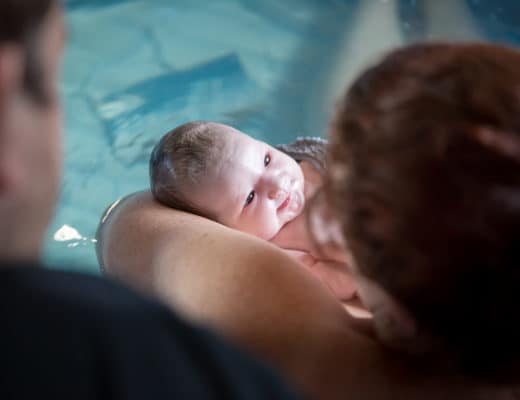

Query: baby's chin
<box><xmin>277</xmin><ymin>187</ymin><xmax>305</xmax><ymax>226</ymax></box>
<box><xmin>269</xmin><ymin>190</ymin><xmax>306</xmax><ymax>239</ymax></box>
<box><xmin>250</xmin><ymin>191</ymin><xmax>306</xmax><ymax>241</ymax></box>
<box><xmin>286</xmin><ymin>188</ymin><xmax>305</xmax><ymax>219</ymax></box>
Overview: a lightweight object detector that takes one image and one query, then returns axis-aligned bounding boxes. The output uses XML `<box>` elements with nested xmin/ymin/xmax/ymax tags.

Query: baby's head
<box><xmin>150</xmin><ymin>121</ymin><xmax>305</xmax><ymax>240</ymax></box>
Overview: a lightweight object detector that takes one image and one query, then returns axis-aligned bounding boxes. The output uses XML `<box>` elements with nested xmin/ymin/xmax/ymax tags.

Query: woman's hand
<box><xmin>282</xmin><ymin>249</ymin><xmax>357</xmax><ymax>301</ymax></box>
<box><xmin>308</xmin><ymin>259</ymin><xmax>357</xmax><ymax>301</ymax></box>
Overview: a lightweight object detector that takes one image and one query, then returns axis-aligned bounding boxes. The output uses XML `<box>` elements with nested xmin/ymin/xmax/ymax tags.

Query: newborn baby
<box><xmin>149</xmin><ymin>121</ymin><xmax>356</xmax><ymax>300</ymax></box>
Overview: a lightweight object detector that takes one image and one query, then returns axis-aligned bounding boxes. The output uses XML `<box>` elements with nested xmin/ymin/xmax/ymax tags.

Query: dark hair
<box><xmin>149</xmin><ymin>121</ymin><xmax>223</xmax><ymax>220</ymax></box>
<box><xmin>0</xmin><ymin>0</ymin><xmax>55</xmax><ymax>104</ymax></box>
<box><xmin>327</xmin><ymin>42</ymin><xmax>520</xmax><ymax>378</ymax></box>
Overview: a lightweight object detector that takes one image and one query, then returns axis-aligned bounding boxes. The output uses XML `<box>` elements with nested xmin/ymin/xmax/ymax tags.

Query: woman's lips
<box><xmin>278</xmin><ymin>193</ymin><xmax>291</xmax><ymax>211</ymax></box>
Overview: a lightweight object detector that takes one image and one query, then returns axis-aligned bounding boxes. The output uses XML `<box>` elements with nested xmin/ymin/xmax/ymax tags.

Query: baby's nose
<box><xmin>268</xmin><ymin>186</ymin><xmax>286</xmax><ymax>200</ymax></box>
<box><xmin>266</xmin><ymin>175</ymin><xmax>290</xmax><ymax>200</ymax></box>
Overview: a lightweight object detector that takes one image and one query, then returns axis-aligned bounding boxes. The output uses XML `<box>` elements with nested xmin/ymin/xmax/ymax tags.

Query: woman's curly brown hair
<box><xmin>326</xmin><ymin>42</ymin><xmax>520</xmax><ymax>378</ymax></box>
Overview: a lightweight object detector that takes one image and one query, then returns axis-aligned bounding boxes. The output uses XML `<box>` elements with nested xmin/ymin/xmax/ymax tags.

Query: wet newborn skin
<box><xmin>185</xmin><ymin>125</ymin><xmax>357</xmax><ymax>301</ymax></box>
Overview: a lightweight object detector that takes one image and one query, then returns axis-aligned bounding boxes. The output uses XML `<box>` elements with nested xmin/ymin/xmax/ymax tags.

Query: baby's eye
<box><xmin>245</xmin><ymin>191</ymin><xmax>255</xmax><ymax>207</ymax></box>
<box><xmin>264</xmin><ymin>153</ymin><xmax>271</xmax><ymax>166</ymax></box>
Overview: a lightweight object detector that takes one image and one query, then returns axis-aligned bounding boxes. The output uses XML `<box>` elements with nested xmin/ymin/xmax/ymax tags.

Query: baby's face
<box><xmin>188</xmin><ymin>127</ymin><xmax>305</xmax><ymax>240</ymax></box>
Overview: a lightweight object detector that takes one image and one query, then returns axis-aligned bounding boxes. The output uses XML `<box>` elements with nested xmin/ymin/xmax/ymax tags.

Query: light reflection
<box><xmin>54</xmin><ymin>224</ymin><xmax>83</xmax><ymax>241</ymax></box>
<box><xmin>53</xmin><ymin>224</ymin><xmax>96</xmax><ymax>247</ymax></box>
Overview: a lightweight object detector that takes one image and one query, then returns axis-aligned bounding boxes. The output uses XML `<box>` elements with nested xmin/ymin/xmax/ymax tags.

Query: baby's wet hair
<box><xmin>149</xmin><ymin>121</ymin><xmax>223</xmax><ymax>220</ymax></box>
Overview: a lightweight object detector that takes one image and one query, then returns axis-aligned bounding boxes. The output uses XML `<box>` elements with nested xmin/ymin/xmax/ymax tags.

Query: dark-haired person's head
<box><xmin>0</xmin><ymin>0</ymin><xmax>66</xmax><ymax>261</ymax></box>
<box><xmin>325</xmin><ymin>42</ymin><xmax>520</xmax><ymax>380</ymax></box>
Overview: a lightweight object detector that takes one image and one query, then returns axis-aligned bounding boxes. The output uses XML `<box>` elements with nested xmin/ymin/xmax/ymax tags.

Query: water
<box><xmin>45</xmin><ymin>0</ymin><xmax>520</xmax><ymax>273</ymax></box>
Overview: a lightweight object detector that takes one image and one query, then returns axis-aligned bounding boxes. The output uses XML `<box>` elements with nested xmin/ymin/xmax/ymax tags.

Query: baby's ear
<box><xmin>355</xmin><ymin>274</ymin><xmax>418</xmax><ymax>350</ymax></box>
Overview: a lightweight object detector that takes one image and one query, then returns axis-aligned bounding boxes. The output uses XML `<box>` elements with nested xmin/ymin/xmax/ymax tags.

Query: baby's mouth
<box><xmin>277</xmin><ymin>188</ymin><xmax>304</xmax><ymax>219</ymax></box>
<box><xmin>277</xmin><ymin>193</ymin><xmax>291</xmax><ymax>212</ymax></box>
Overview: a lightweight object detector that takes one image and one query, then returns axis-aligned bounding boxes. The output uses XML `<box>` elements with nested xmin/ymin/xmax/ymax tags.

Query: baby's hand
<box><xmin>281</xmin><ymin>249</ymin><xmax>316</xmax><ymax>268</ymax></box>
<box><xmin>308</xmin><ymin>260</ymin><xmax>357</xmax><ymax>301</ymax></box>
<box><xmin>282</xmin><ymin>249</ymin><xmax>357</xmax><ymax>301</ymax></box>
